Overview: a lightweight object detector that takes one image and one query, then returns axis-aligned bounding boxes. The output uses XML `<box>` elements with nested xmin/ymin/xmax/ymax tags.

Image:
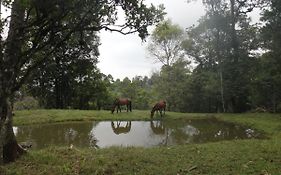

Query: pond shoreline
<box><xmin>1</xmin><ymin>110</ymin><xmax>281</xmax><ymax>174</ymax></box>
<box><xmin>14</xmin><ymin>118</ymin><xmax>265</xmax><ymax>149</ymax></box>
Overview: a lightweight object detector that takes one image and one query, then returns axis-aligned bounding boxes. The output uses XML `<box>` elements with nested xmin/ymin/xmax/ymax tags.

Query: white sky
<box><xmin>1</xmin><ymin>2</ymin><xmax>259</xmax><ymax>81</ymax></box>
<box><xmin>97</xmin><ymin>0</ymin><xmax>205</xmax><ymax>80</ymax></box>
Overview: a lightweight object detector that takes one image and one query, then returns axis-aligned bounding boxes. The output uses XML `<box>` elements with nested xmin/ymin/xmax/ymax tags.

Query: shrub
<box><xmin>14</xmin><ymin>96</ymin><xmax>40</xmax><ymax>110</ymax></box>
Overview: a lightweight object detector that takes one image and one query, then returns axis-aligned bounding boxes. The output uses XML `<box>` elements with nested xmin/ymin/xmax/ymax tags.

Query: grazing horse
<box><xmin>111</xmin><ymin>98</ymin><xmax>132</xmax><ymax>114</ymax></box>
<box><xmin>151</xmin><ymin>100</ymin><xmax>166</xmax><ymax>118</ymax></box>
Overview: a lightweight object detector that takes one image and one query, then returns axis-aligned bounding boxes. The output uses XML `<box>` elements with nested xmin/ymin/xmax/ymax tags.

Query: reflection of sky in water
<box><xmin>14</xmin><ymin>119</ymin><xmax>264</xmax><ymax>149</ymax></box>
<box><xmin>90</xmin><ymin>122</ymin><xmax>165</xmax><ymax>148</ymax></box>
<box><xmin>181</xmin><ymin>125</ymin><xmax>200</xmax><ymax>136</ymax></box>
<box><xmin>13</xmin><ymin>127</ymin><xmax>18</xmax><ymax>135</ymax></box>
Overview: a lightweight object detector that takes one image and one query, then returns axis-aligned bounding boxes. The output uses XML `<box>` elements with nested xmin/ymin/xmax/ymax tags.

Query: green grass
<box><xmin>13</xmin><ymin>109</ymin><xmax>152</xmax><ymax>125</ymax></box>
<box><xmin>12</xmin><ymin>109</ymin><xmax>212</xmax><ymax>126</ymax></box>
<box><xmin>1</xmin><ymin>110</ymin><xmax>281</xmax><ymax>174</ymax></box>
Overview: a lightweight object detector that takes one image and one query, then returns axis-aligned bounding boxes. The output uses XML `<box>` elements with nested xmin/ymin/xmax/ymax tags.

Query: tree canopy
<box><xmin>1</xmin><ymin>0</ymin><xmax>281</xmax><ymax>164</ymax></box>
<box><xmin>0</xmin><ymin>0</ymin><xmax>165</xmax><ymax>163</ymax></box>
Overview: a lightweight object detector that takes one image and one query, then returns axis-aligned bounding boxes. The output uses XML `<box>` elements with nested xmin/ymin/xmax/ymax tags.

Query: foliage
<box><xmin>107</xmin><ymin>76</ymin><xmax>153</xmax><ymax>110</ymax></box>
<box><xmin>256</xmin><ymin>0</ymin><xmax>281</xmax><ymax>112</ymax></box>
<box><xmin>181</xmin><ymin>0</ymin><xmax>261</xmax><ymax>112</ymax></box>
<box><xmin>147</xmin><ymin>19</ymin><xmax>186</xmax><ymax>66</ymax></box>
<box><xmin>151</xmin><ymin>60</ymin><xmax>191</xmax><ymax>111</ymax></box>
<box><xmin>111</xmin><ymin>0</ymin><xmax>281</xmax><ymax>114</ymax></box>
<box><xmin>0</xmin><ymin>0</ymin><xmax>165</xmax><ymax>163</ymax></box>
<box><xmin>13</xmin><ymin>96</ymin><xmax>39</xmax><ymax>110</ymax></box>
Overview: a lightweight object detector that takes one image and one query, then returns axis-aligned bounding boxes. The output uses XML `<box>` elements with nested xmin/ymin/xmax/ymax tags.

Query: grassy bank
<box><xmin>12</xmin><ymin>109</ymin><xmax>211</xmax><ymax>126</ymax></box>
<box><xmin>1</xmin><ymin>110</ymin><xmax>281</xmax><ymax>174</ymax></box>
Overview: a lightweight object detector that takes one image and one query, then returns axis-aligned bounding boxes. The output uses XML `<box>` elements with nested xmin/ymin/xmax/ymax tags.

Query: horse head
<box><xmin>111</xmin><ymin>98</ymin><xmax>120</xmax><ymax>113</ymax></box>
<box><xmin>151</xmin><ymin>100</ymin><xmax>166</xmax><ymax>118</ymax></box>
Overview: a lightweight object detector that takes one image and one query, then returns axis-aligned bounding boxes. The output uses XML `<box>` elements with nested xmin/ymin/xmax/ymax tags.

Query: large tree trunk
<box><xmin>0</xmin><ymin>0</ymin><xmax>27</xmax><ymax>164</ymax></box>
<box><xmin>0</xmin><ymin>97</ymin><xmax>26</xmax><ymax>164</ymax></box>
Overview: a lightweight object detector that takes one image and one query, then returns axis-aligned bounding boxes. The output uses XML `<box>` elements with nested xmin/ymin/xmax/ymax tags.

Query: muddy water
<box><xmin>14</xmin><ymin>118</ymin><xmax>264</xmax><ymax>149</ymax></box>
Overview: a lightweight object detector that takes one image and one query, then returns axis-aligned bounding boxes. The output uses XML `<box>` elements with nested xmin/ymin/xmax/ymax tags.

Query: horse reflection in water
<box><xmin>151</xmin><ymin>100</ymin><xmax>166</xmax><ymax>118</ymax></box>
<box><xmin>150</xmin><ymin>120</ymin><xmax>169</xmax><ymax>146</ymax></box>
<box><xmin>111</xmin><ymin>121</ymin><xmax>132</xmax><ymax>135</ymax></box>
<box><xmin>111</xmin><ymin>98</ymin><xmax>132</xmax><ymax>114</ymax></box>
<box><xmin>150</xmin><ymin>120</ymin><xmax>165</xmax><ymax>135</ymax></box>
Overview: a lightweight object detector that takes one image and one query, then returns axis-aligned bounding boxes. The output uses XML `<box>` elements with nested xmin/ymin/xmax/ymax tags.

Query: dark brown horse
<box><xmin>151</xmin><ymin>100</ymin><xmax>166</xmax><ymax>118</ymax></box>
<box><xmin>111</xmin><ymin>98</ymin><xmax>132</xmax><ymax>114</ymax></box>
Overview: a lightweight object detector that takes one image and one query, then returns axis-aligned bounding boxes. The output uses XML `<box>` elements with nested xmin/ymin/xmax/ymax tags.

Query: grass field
<box><xmin>1</xmin><ymin>110</ymin><xmax>281</xmax><ymax>175</ymax></box>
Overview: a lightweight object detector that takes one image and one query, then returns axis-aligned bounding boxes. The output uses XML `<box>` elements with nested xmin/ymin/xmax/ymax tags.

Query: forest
<box><xmin>12</xmin><ymin>0</ymin><xmax>281</xmax><ymax>113</ymax></box>
<box><xmin>0</xmin><ymin>0</ymin><xmax>280</xmax><ymax>166</ymax></box>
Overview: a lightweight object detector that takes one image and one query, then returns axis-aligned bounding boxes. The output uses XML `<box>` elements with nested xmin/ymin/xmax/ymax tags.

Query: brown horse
<box><xmin>151</xmin><ymin>100</ymin><xmax>166</xmax><ymax>118</ymax></box>
<box><xmin>111</xmin><ymin>98</ymin><xmax>132</xmax><ymax>114</ymax></box>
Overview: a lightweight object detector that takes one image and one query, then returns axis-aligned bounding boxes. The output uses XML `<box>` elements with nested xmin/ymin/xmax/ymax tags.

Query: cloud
<box><xmin>98</xmin><ymin>0</ymin><xmax>205</xmax><ymax>80</ymax></box>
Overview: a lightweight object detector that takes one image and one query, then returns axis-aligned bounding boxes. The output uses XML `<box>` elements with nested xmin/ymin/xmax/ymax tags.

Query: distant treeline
<box><xmin>16</xmin><ymin>0</ymin><xmax>281</xmax><ymax>113</ymax></box>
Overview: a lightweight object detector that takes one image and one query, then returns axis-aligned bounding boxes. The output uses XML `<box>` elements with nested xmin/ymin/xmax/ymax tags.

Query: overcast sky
<box><xmin>97</xmin><ymin>0</ymin><xmax>205</xmax><ymax>80</ymax></box>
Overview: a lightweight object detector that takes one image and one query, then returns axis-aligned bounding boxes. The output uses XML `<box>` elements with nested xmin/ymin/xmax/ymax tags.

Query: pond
<box><xmin>14</xmin><ymin>118</ymin><xmax>264</xmax><ymax>149</ymax></box>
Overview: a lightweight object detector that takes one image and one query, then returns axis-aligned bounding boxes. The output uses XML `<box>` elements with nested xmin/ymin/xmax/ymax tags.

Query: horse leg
<box><xmin>118</xmin><ymin>105</ymin><xmax>121</xmax><ymax>113</ymax></box>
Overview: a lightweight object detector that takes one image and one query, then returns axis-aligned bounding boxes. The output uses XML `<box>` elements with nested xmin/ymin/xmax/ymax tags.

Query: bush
<box><xmin>14</xmin><ymin>96</ymin><xmax>39</xmax><ymax>110</ymax></box>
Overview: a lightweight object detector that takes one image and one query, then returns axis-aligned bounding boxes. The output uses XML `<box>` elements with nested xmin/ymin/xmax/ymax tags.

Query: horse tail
<box><xmin>129</xmin><ymin>100</ymin><xmax>132</xmax><ymax>112</ymax></box>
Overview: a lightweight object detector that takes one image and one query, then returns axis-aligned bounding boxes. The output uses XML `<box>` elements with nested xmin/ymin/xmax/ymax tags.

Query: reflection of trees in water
<box><xmin>166</xmin><ymin>118</ymin><xmax>260</xmax><ymax>144</ymax></box>
<box><xmin>88</xmin><ymin>132</ymin><xmax>99</xmax><ymax>149</ymax></box>
<box><xmin>111</xmin><ymin>121</ymin><xmax>131</xmax><ymax>135</ymax></box>
<box><xmin>150</xmin><ymin>118</ymin><xmax>261</xmax><ymax>145</ymax></box>
<box><xmin>15</xmin><ymin>122</ymin><xmax>99</xmax><ymax>149</ymax></box>
<box><xmin>15</xmin><ymin>119</ymin><xmax>263</xmax><ymax>149</ymax></box>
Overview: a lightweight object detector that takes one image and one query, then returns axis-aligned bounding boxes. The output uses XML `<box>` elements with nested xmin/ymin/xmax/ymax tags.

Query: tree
<box><xmin>184</xmin><ymin>0</ymin><xmax>260</xmax><ymax>112</ymax></box>
<box><xmin>255</xmin><ymin>0</ymin><xmax>281</xmax><ymax>112</ymax></box>
<box><xmin>0</xmin><ymin>0</ymin><xmax>164</xmax><ymax>163</ymax></box>
<box><xmin>150</xmin><ymin>59</ymin><xmax>190</xmax><ymax>111</ymax></box>
<box><xmin>147</xmin><ymin>20</ymin><xmax>186</xmax><ymax>66</ymax></box>
<box><xmin>27</xmin><ymin>31</ymin><xmax>100</xmax><ymax>109</ymax></box>
<box><xmin>146</xmin><ymin>20</ymin><xmax>188</xmax><ymax>109</ymax></box>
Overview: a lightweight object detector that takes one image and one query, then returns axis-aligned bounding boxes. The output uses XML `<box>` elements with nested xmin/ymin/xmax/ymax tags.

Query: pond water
<box><xmin>14</xmin><ymin>118</ymin><xmax>264</xmax><ymax>149</ymax></box>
